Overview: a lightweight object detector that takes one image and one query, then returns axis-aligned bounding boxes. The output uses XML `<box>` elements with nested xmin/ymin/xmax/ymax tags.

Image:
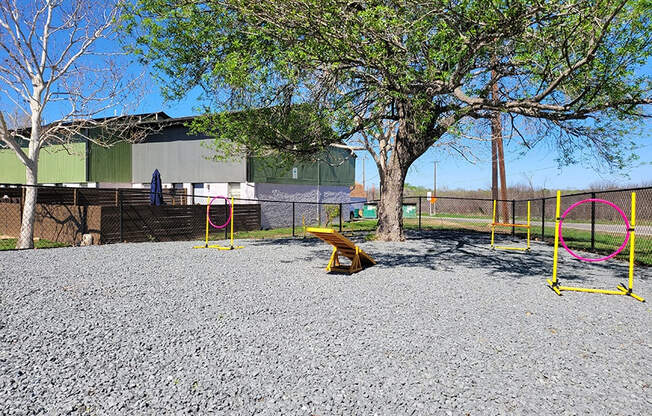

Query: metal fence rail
<box><xmin>1</xmin><ymin>183</ymin><xmax>651</xmax><ymax>265</ymax></box>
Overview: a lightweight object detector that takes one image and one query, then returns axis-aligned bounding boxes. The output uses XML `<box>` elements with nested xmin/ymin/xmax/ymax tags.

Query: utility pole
<box><xmin>433</xmin><ymin>160</ymin><xmax>437</xmax><ymax>196</ymax></box>
<box><xmin>362</xmin><ymin>155</ymin><xmax>365</xmax><ymax>190</ymax></box>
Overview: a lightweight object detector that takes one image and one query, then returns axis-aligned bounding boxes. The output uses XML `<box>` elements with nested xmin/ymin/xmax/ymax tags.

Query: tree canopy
<box><xmin>125</xmin><ymin>0</ymin><xmax>651</xmax><ymax>240</ymax></box>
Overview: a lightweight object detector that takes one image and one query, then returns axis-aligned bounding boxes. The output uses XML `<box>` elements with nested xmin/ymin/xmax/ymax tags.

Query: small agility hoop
<box><xmin>558</xmin><ymin>198</ymin><xmax>630</xmax><ymax>262</ymax></box>
<box><xmin>207</xmin><ymin>196</ymin><xmax>232</xmax><ymax>229</ymax></box>
<box><xmin>193</xmin><ymin>196</ymin><xmax>243</xmax><ymax>250</ymax></box>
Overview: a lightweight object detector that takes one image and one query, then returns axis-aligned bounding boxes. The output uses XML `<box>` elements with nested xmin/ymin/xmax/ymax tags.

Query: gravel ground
<box><xmin>1</xmin><ymin>230</ymin><xmax>650</xmax><ymax>415</ymax></box>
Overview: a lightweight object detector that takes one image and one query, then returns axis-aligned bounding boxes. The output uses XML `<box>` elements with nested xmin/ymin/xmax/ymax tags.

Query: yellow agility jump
<box><xmin>490</xmin><ymin>200</ymin><xmax>531</xmax><ymax>251</ymax></box>
<box><xmin>193</xmin><ymin>196</ymin><xmax>244</xmax><ymax>251</ymax></box>
<box><xmin>547</xmin><ymin>191</ymin><xmax>644</xmax><ymax>302</ymax></box>
<box><xmin>306</xmin><ymin>227</ymin><xmax>376</xmax><ymax>274</ymax></box>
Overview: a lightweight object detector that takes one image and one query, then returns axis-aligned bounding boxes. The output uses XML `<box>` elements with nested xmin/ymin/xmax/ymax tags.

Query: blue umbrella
<box><xmin>150</xmin><ymin>169</ymin><xmax>163</xmax><ymax>206</ymax></box>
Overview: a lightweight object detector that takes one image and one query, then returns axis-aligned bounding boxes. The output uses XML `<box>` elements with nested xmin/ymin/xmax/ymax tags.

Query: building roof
<box><xmin>350</xmin><ymin>182</ymin><xmax>366</xmax><ymax>198</ymax></box>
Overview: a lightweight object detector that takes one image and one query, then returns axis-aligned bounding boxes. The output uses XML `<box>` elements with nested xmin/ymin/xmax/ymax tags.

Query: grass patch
<box><xmin>205</xmin><ymin>220</ymin><xmax>380</xmax><ymax>241</ymax></box>
<box><xmin>0</xmin><ymin>238</ymin><xmax>70</xmax><ymax>251</ymax></box>
<box><xmin>201</xmin><ymin>216</ymin><xmax>652</xmax><ymax>267</ymax></box>
<box><xmin>524</xmin><ymin>225</ymin><xmax>652</xmax><ymax>266</ymax></box>
<box><xmin>423</xmin><ymin>212</ymin><xmax>492</xmax><ymax>220</ymax></box>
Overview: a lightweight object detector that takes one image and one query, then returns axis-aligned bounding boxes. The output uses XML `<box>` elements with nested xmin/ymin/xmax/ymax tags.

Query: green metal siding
<box><xmin>0</xmin><ymin>149</ymin><xmax>26</xmax><ymax>183</ymax></box>
<box><xmin>88</xmin><ymin>141</ymin><xmax>132</xmax><ymax>182</ymax></box>
<box><xmin>0</xmin><ymin>143</ymin><xmax>86</xmax><ymax>183</ymax></box>
<box><xmin>248</xmin><ymin>148</ymin><xmax>355</xmax><ymax>186</ymax></box>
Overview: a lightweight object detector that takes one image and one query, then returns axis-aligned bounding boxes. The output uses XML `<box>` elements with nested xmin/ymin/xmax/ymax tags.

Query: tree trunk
<box><xmin>17</xmin><ymin>109</ymin><xmax>41</xmax><ymax>249</ymax></box>
<box><xmin>491</xmin><ymin>68</ymin><xmax>508</xmax><ymax>222</ymax></box>
<box><xmin>17</xmin><ymin>164</ymin><xmax>38</xmax><ymax>249</ymax></box>
<box><xmin>376</xmin><ymin>159</ymin><xmax>408</xmax><ymax>241</ymax></box>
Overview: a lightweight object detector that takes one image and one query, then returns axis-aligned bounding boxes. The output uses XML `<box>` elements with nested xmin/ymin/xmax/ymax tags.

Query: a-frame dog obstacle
<box><xmin>306</xmin><ymin>227</ymin><xmax>376</xmax><ymax>274</ymax></box>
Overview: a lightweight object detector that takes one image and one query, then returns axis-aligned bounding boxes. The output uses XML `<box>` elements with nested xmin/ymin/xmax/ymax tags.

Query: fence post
<box><xmin>512</xmin><ymin>199</ymin><xmax>516</xmax><ymax>237</ymax></box>
<box><xmin>118</xmin><ymin>189</ymin><xmax>123</xmax><ymax>242</ymax></box>
<box><xmin>19</xmin><ymin>185</ymin><xmax>24</xmax><ymax>222</ymax></box>
<box><xmin>292</xmin><ymin>202</ymin><xmax>295</xmax><ymax>237</ymax></box>
<box><xmin>224</xmin><ymin>199</ymin><xmax>229</xmax><ymax>240</ymax></box>
<box><xmin>541</xmin><ymin>198</ymin><xmax>545</xmax><ymax>241</ymax></box>
<box><xmin>418</xmin><ymin>196</ymin><xmax>422</xmax><ymax>231</ymax></box>
<box><xmin>338</xmin><ymin>203</ymin><xmax>342</xmax><ymax>232</ymax></box>
<box><xmin>591</xmin><ymin>192</ymin><xmax>596</xmax><ymax>250</ymax></box>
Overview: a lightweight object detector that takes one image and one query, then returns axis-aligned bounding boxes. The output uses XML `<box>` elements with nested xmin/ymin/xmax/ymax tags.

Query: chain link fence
<box><xmin>1</xmin><ymin>184</ymin><xmax>651</xmax><ymax>265</ymax></box>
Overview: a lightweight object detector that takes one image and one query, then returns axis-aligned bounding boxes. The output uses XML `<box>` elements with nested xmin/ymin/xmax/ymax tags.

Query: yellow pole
<box><xmin>204</xmin><ymin>196</ymin><xmax>210</xmax><ymax>247</ymax></box>
<box><xmin>551</xmin><ymin>191</ymin><xmax>561</xmax><ymax>284</ymax></box>
<box><xmin>230</xmin><ymin>197</ymin><xmax>235</xmax><ymax>248</ymax></box>
<box><xmin>557</xmin><ymin>286</ymin><xmax>625</xmax><ymax>295</ymax></box>
<box><xmin>491</xmin><ymin>199</ymin><xmax>496</xmax><ymax>247</ymax></box>
<box><xmin>527</xmin><ymin>200</ymin><xmax>531</xmax><ymax>250</ymax></box>
<box><xmin>628</xmin><ymin>192</ymin><xmax>636</xmax><ymax>290</ymax></box>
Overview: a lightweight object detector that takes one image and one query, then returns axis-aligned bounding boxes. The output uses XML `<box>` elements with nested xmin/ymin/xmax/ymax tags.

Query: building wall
<box><xmin>0</xmin><ymin>149</ymin><xmax>25</xmax><ymax>183</ymax></box>
<box><xmin>248</xmin><ymin>147</ymin><xmax>355</xmax><ymax>187</ymax></box>
<box><xmin>0</xmin><ymin>143</ymin><xmax>86</xmax><ymax>184</ymax></box>
<box><xmin>131</xmin><ymin>126</ymin><xmax>246</xmax><ymax>184</ymax></box>
<box><xmin>88</xmin><ymin>141</ymin><xmax>132</xmax><ymax>183</ymax></box>
<box><xmin>254</xmin><ymin>182</ymin><xmax>350</xmax><ymax>229</ymax></box>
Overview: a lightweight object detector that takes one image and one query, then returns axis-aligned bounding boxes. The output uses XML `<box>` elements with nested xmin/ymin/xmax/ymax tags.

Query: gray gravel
<box><xmin>1</xmin><ymin>231</ymin><xmax>650</xmax><ymax>415</ymax></box>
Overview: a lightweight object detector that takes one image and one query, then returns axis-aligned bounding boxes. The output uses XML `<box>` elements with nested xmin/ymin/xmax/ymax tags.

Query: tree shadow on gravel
<box><xmin>249</xmin><ymin>229</ymin><xmax>632</xmax><ymax>283</ymax></box>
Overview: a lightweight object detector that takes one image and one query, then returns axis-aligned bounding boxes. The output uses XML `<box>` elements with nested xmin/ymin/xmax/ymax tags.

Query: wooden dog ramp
<box><xmin>306</xmin><ymin>227</ymin><xmax>376</xmax><ymax>274</ymax></box>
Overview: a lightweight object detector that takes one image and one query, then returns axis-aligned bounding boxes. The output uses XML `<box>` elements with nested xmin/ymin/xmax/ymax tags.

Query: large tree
<box><xmin>127</xmin><ymin>0</ymin><xmax>651</xmax><ymax>241</ymax></box>
<box><xmin>0</xmin><ymin>0</ymin><xmax>145</xmax><ymax>248</ymax></box>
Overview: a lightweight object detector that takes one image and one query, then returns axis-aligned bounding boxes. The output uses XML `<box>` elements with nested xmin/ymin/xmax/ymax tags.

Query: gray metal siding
<box><xmin>131</xmin><ymin>127</ymin><xmax>246</xmax><ymax>183</ymax></box>
<box><xmin>254</xmin><ymin>183</ymin><xmax>350</xmax><ymax>229</ymax></box>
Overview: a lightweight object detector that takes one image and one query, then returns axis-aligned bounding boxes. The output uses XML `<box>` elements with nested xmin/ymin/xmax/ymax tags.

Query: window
<box><xmin>228</xmin><ymin>182</ymin><xmax>241</xmax><ymax>198</ymax></box>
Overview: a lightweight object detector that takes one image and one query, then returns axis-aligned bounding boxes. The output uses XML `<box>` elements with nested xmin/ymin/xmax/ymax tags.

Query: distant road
<box><xmin>420</xmin><ymin>216</ymin><xmax>652</xmax><ymax>237</ymax></box>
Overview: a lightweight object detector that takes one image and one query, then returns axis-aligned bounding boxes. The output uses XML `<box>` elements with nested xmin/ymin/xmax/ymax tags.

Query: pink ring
<box><xmin>207</xmin><ymin>196</ymin><xmax>232</xmax><ymax>229</ymax></box>
<box><xmin>558</xmin><ymin>198</ymin><xmax>630</xmax><ymax>262</ymax></box>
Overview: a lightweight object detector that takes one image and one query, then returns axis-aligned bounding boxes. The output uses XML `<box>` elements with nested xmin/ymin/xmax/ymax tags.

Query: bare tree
<box><xmin>0</xmin><ymin>0</ymin><xmax>145</xmax><ymax>248</ymax></box>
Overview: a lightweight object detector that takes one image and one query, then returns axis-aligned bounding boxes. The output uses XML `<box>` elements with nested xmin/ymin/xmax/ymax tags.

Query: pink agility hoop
<box><xmin>207</xmin><ymin>196</ymin><xmax>232</xmax><ymax>229</ymax></box>
<box><xmin>558</xmin><ymin>198</ymin><xmax>630</xmax><ymax>262</ymax></box>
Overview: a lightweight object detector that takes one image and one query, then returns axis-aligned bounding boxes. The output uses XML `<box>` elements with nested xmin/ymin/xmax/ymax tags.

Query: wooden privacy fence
<box><xmin>0</xmin><ymin>203</ymin><xmax>101</xmax><ymax>244</ymax></box>
<box><xmin>101</xmin><ymin>203</ymin><xmax>260</xmax><ymax>243</ymax></box>
<box><xmin>0</xmin><ymin>202</ymin><xmax>261</xmax><ymax>246</ymax></box>
<box><xmin>0</xmin><ymin>185</ymin><xmax>187</xmax><ymax>206</ymax></box>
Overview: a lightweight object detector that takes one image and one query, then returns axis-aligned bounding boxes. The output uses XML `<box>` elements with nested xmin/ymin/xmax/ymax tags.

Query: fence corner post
<box><xmin>118</xmin><ymin>189</ymin><xmax>123</xmax><ymax>242</ymax></box>
<box><xmin>339</xmin><ymin>202</ymin><xmax>343</xmax><ymax>232</ymax></box>
<box><xmin>512</xmin><ymin>199</ymin><xmax>516</xmax><ymax>237</ymax></box>
<box><xmin>541</xmin><ymin>198</ymin><xmax>545</xmax><ymax>241</ymax></box>
<box><xmin>418</xmin><ymin>196</ymin><xmax>422</xmax><ymax>231</ymax></box>
<box><xmin>19</xmin><ymin>185</ymin><xmax>24</xmax><ymax>222</ymax></box>
<box><xmin>292</xmin><ymin>202</ymin><xmax>295</xmax><ymax>237</ymax></box>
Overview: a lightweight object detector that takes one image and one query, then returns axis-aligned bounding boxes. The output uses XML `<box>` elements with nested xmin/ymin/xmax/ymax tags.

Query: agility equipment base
<box><xmin>491</xmin><ymin>200</ymin><xmax>531</xmax><ymax>252</ymax></box>
<box><xmin>306</xmin><ymin>227</ymin><xmax>376</xmax><ymax>274</ymax></box>
<box><xmin>548</xmin><ymin>191</ymin><xmax>644</xmax><ymax>302</ymax></box>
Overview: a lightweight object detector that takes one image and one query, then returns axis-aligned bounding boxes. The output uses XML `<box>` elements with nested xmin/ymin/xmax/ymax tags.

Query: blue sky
<box><xmin>1</xmin><ymin>3</ymin><xmax>649</xmax><ymax>191</ymax></box>
<box><xmin>10</xmin><ymin>24</ymin><xmax>647</xmax><ymax>193</ymax></box>
<box><xmin>135</xmin><ymin>82</ymin><xmax>651</xmax><ymax>192</ymax></box>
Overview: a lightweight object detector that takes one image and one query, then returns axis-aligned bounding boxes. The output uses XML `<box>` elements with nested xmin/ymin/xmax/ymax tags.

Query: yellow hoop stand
<box><xmin>490</xmin><ymin>200</ymin><xmax>531</xmax><ymax>252</ymax></box>
<box><xmin>547</xmin><ymin>191</ymin><xmax>644</xmax><ymax>302</ymax></box>
<box><xmin>193</xmin><ymin>197</ymin><xmax>244</xmax><ymax>250</ymax></box>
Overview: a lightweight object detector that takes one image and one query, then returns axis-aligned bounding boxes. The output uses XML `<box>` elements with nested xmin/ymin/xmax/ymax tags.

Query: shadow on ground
<box><xmin>249</xmin><ymin>229</ymin><xmax>637</xmax><ymax>284</ymax></box>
